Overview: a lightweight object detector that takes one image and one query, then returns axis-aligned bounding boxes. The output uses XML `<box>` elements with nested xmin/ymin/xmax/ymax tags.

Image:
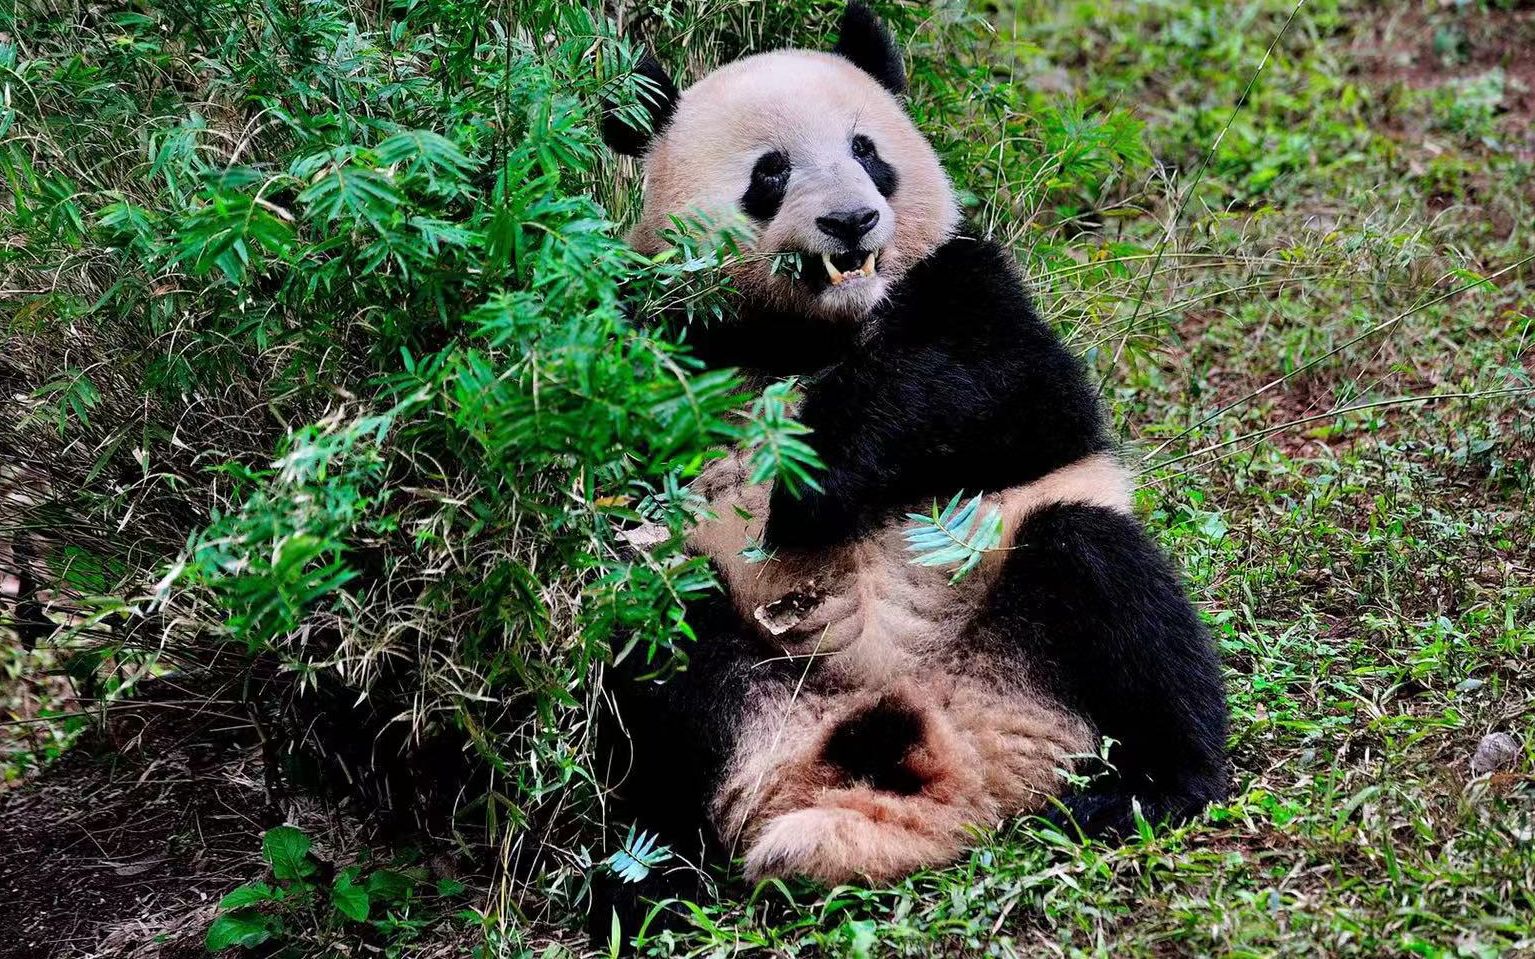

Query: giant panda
<box><xmin>598</xmin><ymin>1</ymin><xmax>1229</xmax><ymax>897</ymax></box>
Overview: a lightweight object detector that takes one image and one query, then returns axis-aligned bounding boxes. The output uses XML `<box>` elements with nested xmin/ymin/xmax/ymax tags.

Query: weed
<box><xmin>205</xmin><ymin>826</ymin><xmax>468</xmax><ymax>955</ymax></box>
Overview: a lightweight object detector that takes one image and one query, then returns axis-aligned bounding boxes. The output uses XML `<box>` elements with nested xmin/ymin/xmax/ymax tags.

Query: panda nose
<box><xmin>815</xmin><ymin>207</ymin><xmax>880</xmax><ymax>248</ymax></box>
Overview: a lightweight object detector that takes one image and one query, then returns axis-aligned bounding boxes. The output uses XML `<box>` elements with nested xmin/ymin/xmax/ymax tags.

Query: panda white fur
<box><xmin>599</xmin><ymin>0</ymin><xmax>1229</xmax><ymax>905</ymax></box>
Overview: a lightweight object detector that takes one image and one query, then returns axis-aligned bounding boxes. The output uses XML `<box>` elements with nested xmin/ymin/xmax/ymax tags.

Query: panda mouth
<box><xmin>818</xmin><ymin>249</ymin><xmax>879</xmax><ymax>287</ymax></box>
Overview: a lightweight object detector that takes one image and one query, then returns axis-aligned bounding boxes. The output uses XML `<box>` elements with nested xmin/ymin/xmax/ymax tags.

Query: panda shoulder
<box><xmin>891</xmin><ymin>231</ymin><xmax>1047</xmax><ymax>341</ymax></box>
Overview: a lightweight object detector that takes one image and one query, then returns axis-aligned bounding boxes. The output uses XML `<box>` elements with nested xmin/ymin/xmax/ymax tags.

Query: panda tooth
<box><xmin>862</xmin><ymin>251</ymin><xmax>877</xmax><ymax>275</ymax></box>
<box><xmin>822</xmin><ymin>252</ymin><xmax>844</xmax><ymax>285</ymax></box>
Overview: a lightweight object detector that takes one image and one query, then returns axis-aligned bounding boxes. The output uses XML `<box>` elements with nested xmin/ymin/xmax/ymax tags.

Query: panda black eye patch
<box><xmin>851</xmin><ymin>134</ymin><xmax>898</xmax><ymax>198</ymax></box>
<box><xmin>742</xmin><ymin>150</ymin><xmax>792</xmax><ymax>222</ymax></box>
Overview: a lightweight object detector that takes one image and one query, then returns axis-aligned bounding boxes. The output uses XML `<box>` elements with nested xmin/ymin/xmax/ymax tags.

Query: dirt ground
<box><xmin>0</xmin><ymin>682</ymin><xmax>274</xmax><ymax>959</ymax></box>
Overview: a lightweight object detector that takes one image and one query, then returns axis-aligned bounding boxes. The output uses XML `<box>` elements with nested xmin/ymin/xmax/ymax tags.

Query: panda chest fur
<box><xmin>688</xmin><ymin>446</ymin><xmax>1133</xmax><ymax>686</ymax></box>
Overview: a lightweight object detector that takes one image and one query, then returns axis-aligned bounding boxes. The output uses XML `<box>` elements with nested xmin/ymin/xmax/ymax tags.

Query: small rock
<box><xmin>114</xmin><ymin>861</ymin><xmax>158</xmax><ymax>877</ymax></box>
<box><xmin>754</xmin><ymin>583</ymin><xmax>823</xmax><ymax>636</ymax></box>
<box><xmin>1454</xmin><ymin>678</ymin><xmax>1485</xmax><ymax>693</ymax></box>
<box><xmin>1471</xmin><ymin>732</ymin><xmax>1521</xmax><ymax>776</ymax></box>
<box><xmin>617</xmin><ymin>522</ymin><xmax>669</xmax><ymax>551</ymax></box>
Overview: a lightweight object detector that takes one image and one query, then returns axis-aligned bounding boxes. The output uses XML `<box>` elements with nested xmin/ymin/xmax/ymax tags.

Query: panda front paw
<box><xmin>760</xmin><ymin>500</ymin><xmax>826</xmax><ymax>551</ymax></box>
<box><xmin>762</xmin><ymin>483</ymin><xmax>864</xmax><ymax>551</ymax></box>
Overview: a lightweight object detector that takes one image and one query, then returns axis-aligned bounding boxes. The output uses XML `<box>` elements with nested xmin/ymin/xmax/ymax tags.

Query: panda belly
<box><xmin>684</xmin><ymin>450</ymin><xmax>1132</xmax><ymax>883</ymax></box>
<box><xmin>755</xmin><ymin>522</ymin><xmax>990</xmax><ymax>684</ymax></box>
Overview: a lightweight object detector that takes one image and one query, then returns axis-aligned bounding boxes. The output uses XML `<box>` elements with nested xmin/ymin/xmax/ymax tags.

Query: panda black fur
<box><xmin>598</xmin><ymin>0</ymin><xmax>1229</xmax><ymax>904</ymax></box>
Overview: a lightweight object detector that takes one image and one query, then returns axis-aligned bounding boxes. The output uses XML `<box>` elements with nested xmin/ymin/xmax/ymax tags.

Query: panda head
<box><xmin>604</xmin><ymin>2</ymin><xmax>960</xmax><ymax>321</ymax></box>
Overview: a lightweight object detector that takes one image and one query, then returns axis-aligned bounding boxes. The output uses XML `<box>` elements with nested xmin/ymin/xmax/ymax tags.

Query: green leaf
<box><xmin>740</xmin><ymin>379</ymin><xmax>824</xmax><ymax>496</ymax></box>
<box><xmin>331</xmin><ymin>867</ymin><xmax>370</xmax><ymax>922</ymax></box>
<box><xmin>365</xmin><ymin>868</ymin><xmax>415</xmax><ymax>903</ymax></box>
<box><xmin>298</xmin><ymin>165</ymin><xmax>402</xmax><ymax>231</ymax></box>
<box><xmin>173</xmin><ymin>191</ymin><xmax>293</xmax><ymax>283</ymax></box>
<box><xmin>262</xmin><ymin>826</ymin><xmax>315</xmax><ymax>881</ymax></box>
<box><xmin>217</xmin><ymin>883</ymin><xmax>279</xmax><ymax>911</ymax></box>
<box><xmin>602</xmin><ymin>827</ymin><xmax>672</xmax><ymax>883</ymax></box>
<box><xmin>375</xmin><ymin>130</ymin><xmax>476</xmax><ymax>188</ymax></box>
<box><xmin>903</xmin><ymin>492</ymin><xmax>1005</xmax><ymax>583</ymax></box>
<box><xmin>204</xmin><ymin>913</ymin><xmax>274</xmax><ymax>951</ymax></box>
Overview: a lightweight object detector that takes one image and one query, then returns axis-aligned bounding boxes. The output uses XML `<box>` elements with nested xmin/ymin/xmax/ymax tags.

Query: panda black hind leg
<box><xmin>593</xmin><ymin>585</ymin><xmax>776</xmax><ymax>944</ymax></box>
<box><xmin>977</xmin><ymin>501</ymin><xmax>1230</xmax><ymax>838</ymax></box>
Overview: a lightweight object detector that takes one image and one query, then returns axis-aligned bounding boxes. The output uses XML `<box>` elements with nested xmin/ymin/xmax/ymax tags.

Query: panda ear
<box><xmin>601</xmin><ymin>53</ymin><xmax>680</xmax><ymax>157</ymax></box>
<box><xmin>832</xmin><ymin>1</ymin><xmax>906</xmax><ymax>95</ymax></box>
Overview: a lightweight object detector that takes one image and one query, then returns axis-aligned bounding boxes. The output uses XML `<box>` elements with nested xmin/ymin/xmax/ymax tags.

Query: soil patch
<box><xmin>0</xmin><ymin>681</ymin><xmax>274</xmax><ymax>959</ymax></box>
<box><xmin>1349</xmin><ymin>3</ymin><xmax>1535</xmax><ymax>146</ymax></box>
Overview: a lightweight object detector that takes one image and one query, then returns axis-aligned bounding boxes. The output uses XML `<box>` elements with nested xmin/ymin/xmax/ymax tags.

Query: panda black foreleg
<box><xmin>977</xmin><ymin>501</ymin><xmax>1230</xmax><ymax>839</ymax></box>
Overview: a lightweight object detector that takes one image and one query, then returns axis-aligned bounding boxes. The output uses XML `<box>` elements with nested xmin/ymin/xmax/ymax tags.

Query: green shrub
<box><xmin>2</xmin><ymin>0</ymin><xmax>758</xmax><ymax>882</ymax></box>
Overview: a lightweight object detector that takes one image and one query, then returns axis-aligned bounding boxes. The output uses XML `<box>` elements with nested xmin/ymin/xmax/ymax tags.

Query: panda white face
<box><xmin>613</xmin><ymin>36</ymin><xmax>959</xmax><ymax>322</ymax></box>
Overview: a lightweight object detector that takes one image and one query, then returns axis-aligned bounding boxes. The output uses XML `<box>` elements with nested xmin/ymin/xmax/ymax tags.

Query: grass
<box><xmin>2</xmin><ymin>0</ymin><xmax>1533</xmax><ymax>956</ymax></box>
